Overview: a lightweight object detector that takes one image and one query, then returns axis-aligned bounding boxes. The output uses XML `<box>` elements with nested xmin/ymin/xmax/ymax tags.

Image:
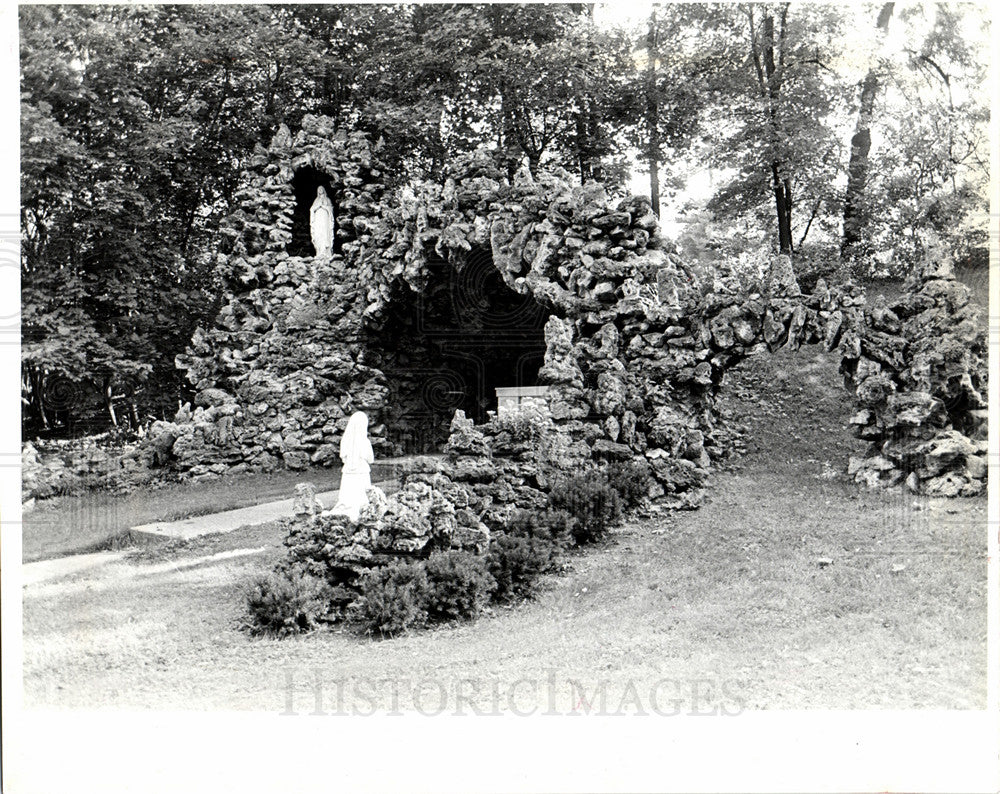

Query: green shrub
<box><xmin>487</xmin><ymin>404</ymin><xmax>551</xmax><ymax>442</ymax></box>
<box><xmin>487</xmin><ymin>531</ymin><xmax>554</xmax><ymax>603</ymax></box>
<box><xmin>504</xmin><ymin>507</ymin><xmax>576</xmax><ymax>554</ymax></box>
<box><xmin>606</xmin><ymin>459</ymin><xmax>654</xmax><ymax>510</ymax></box>
<box><xmin>423</xmin><ymin>550</ymin><xmax>497</xmax><ymax>621</ymax></box>
<box><xmin>793</xmin><ymin>242</ymin><xmax>841</xmax><ymax>292</ymax></box>
<box><xmin>548</xmin><ymin>470</ymin><xmax>623</xmax><ymax>545</ymax></box>
<box><xmin>350</xmin><ymin>561</ymin><xmax>431</xmax><ymax>638</ymax></box>
<box><xmin>244</xmin><ymin>567</ymin><xmax>333</xmax><ymax>637</ymax></box>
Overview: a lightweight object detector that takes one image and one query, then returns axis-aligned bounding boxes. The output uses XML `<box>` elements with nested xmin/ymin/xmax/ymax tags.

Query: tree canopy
<box><xmin>20</xmin><ymin>2</ymin><xmax>990</xmax><ymax>437</ymax></box>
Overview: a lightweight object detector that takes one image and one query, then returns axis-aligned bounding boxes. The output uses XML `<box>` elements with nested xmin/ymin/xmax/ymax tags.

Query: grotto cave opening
<box><xmin>370</xmin><ymin>244</ymin><xmax>550</xmax><ymax>454</ymax></box>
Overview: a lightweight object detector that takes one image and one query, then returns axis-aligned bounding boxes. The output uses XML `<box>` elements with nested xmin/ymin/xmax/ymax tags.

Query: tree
<box><xmin>622</xmin><ymin>5</ymin><xmax>720</xmax><ymax>216</ymax></box>
<box><xmin>841</xmin><ymin>2</ymin><xmax>895</xmax><ymax>265</ymax></box>
<box><xmin>702</xmin><ymin>3</ymin><xmax>851</xmax><ymax>257</ymax></box>
<box><xmin>855</xmin><ymin>1</ymin><xmax>990</xmax><ymax>275</ymax></box>
<box><xmin>19</xmin><ymin>5</ymin><xmax>336</xmax><ymax>433</ymax></box>
<box><xmin>351</xmin><ymin>4</ymin><xmax>632</xmax><ymax>184</ymax></box>
<box><xmin>20</xmin><ymin>4</ymin><xmax>640</xmax><ymax>436</ymax></box>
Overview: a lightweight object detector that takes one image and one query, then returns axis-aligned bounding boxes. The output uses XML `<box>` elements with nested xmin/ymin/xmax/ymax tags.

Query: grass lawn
<box><xmin>21</xmin><ymin>461</ymin><xmax>402</xmax><ymax>563</ymax></box>
<box><xmin>21</xmin><ymin>346</ymin><xmax>988</xmax><ymax>711</ymax></box>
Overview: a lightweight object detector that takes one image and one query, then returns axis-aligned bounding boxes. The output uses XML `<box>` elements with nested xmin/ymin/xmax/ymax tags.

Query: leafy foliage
<box><xmin>18</xmin><ymin>4</ymin><xmax>642</xmax><ymax>436</ymax></box>
<box><xmin>20</xmin><ymin>5</ymin><xmax>314</xmax><ymax>432</ymax></box>
<box><xmin>696</xmin><ymin>4</ymin><xmax>852</xmax><ymax>255</ymax></box>
<box><xmin>20</xmin><ymin>3</ymin><xmax>990</xmax><ymax>440</ymax></box>
<box><xmin>854</xmin><ymin>3</ymin><xmax>990</xmax><ymax>277</ymax></box>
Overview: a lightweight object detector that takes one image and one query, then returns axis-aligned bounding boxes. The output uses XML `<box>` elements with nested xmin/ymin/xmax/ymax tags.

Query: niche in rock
<box><xmin>372</xmin><ymin>245</ymin><xmax>550</xmax><ymax>453</ymax></box>
<box><xmin>288</xmin><ymin>166</ymin><xmax>336</xmax><ymax>258</ymax></box>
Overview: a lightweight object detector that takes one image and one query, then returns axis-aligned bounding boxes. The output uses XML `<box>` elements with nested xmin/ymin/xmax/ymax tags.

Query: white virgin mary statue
<box><xmin>310</xmin><ymin>185</ymin><xmax>334</xmax><ymax>259</ymax></box>
<box><xmin>328</xmin><ymin>411</ymin><xmax>374</xmax><ymax>521</ymax></box>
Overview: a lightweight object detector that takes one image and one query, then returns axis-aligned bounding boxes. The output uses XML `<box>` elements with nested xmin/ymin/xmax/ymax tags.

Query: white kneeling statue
<box><xmin>310</xmin><ymin>185</ymin><xmax>334</xmax><ymax>259</ymax></box>
<box><xmin>327</xmin><ymin>411</ymin><xmax>374</xmax><ymax>521</ymax></box>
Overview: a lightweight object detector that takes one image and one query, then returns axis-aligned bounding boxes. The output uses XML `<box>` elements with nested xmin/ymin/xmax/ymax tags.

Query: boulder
<box><xmin>591</xmin><ymin>439</ymin><xmax>633</xmax><ymax>461</ymax></box>
<box><xmin>292</xmin><ymin>482</ymin><xmax>323</xmax><ymax>516</ymax></box>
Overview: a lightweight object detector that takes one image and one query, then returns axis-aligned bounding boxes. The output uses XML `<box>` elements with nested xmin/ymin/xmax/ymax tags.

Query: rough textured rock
<box><xmin>22</xmin><ymin>436</ymin><xmax>156</xmax><ymax>500</ymax></box>
<box><xmin>119</xmin><ymin>116</ymin><xmax>987</xmax><ymax>504</ymax></box>
<box><xmin>839</xmin><ymin>263</ymin><xmax>987</xmax><ymax>494</ymax></box>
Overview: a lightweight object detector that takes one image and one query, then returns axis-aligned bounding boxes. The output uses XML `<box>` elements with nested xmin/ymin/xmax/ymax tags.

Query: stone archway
<box><xmin>156</xmin><ymin>116</ymin><xmax>987</xmax><ymax>500</ymax></box>
<box><xmin>365</xmin><ymin>243</ymin><xmax>551</xmax><ymax>453</ymax></box>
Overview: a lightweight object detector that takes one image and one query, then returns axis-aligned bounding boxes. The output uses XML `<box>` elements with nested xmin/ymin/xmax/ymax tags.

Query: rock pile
<box><xmin>133</xmin><ymin>116</ymin><xmax>985</xmax><ymax>505</ymax></box>
<box><xmin>842</xmin><ymin>260</ymin><xmax>988</xmax><ymax>495</ymax></box>
<box><xmin>281</xmin><ymin>402</ymin><xmax>606</xmax><ymax>615</ymax></box>
<box><xmin>280</xmin><ymin>418</ymin><xmax>500</xmax><ymax>611</ymax></box>
<box><xmin>143</xmin><ymin>116</ymin><xmax>392</xmax><ymax>476</ymax></box>
<box><xmin>22</xmin><ymin>436</ymin><xmax>153</xmax><ymax>499</ymax></box>
<box><xmin>438</xmin><ymin>408</ymin><xmax>591</xmax><ymax>528</ymax></box>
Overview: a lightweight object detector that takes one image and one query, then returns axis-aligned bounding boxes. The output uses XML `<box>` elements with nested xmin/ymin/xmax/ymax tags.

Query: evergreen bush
<box><xmin>504</xmin><ymin>507</ymin><xmax>576</xmax><ymax>553</ymax></box>
<box><xmin>350</xmin><ymin>561</ymin><xmax>431</xmax><ymax>638</ymax></box>
<box><xmin>606</xmin><ymin>459</ymin><xmax>654</xmax><ymax>510</ymax></box>
<box><xmin>244</xmin><ymin>567</ymin><xmax>333</xmax><ymax>637</ymax></box>
<box><xmin>423</xmin><ymin>550</ymin><xmax>497</xmax><ymax>621</ymax></box>
<box><xmin>548</xmin><ymin>470</ymin><xmax>623</xmax><ymax>544</ymax></box>
<box><xmin>487</xmin><ymin>531</ymin><xmax>554</xmax><ymax>603</ymax></box>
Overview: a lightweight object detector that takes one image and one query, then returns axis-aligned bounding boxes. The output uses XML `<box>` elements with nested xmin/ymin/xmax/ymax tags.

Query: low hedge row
<box><xmin>244</xmin><ymin>459</ymin><xmax>653</xmax><ymax>638</ymax></box>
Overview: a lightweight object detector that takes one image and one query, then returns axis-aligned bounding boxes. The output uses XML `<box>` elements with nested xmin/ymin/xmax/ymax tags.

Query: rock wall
<box><xmin>22</xmin><ymin>436</ymin><xmax>154</xmax><ymax>500</ymax></box>
<box><xmin>136</xmin><ymin>116</ymin><xmax>987</xmax><ymax>501</ymax></box>
<box><xmin>147</xmin><ymin>117</ymin><xmax>393</xmax><ymax>478</ymax></box>
<box><xmin>842</xmin><ymin>260</ymin><xmax>988</xmax><ymax>495</ymax></box>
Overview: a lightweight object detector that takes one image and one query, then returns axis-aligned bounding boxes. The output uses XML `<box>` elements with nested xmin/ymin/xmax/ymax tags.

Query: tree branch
<box><xmin>745</xmin><ymin>6</ymin><xmax>767</xmax><ymax>96</ymax></box>
<box><xmin>797</xmin><ymin>198</ymin><xmax>822</xmax><ymax>248</ymax></box>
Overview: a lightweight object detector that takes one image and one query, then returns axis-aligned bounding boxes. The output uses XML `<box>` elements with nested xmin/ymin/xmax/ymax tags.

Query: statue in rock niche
<box><xmin>310</xmin><ymin>186</ymin><xmax>334</xmax><ymax>259</ymax></box>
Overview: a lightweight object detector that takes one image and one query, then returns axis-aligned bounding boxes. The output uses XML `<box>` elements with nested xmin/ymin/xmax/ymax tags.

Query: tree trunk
<box><xmin>576</xmin><ymin>98</ymin><xmax>603</xmax><ymax>183</ymax></box>
<box><xmin>576</xmin><ymin>112</ymin><xmax>589</xmax><ymax>183</ymax></box>
<box><xmin>500</xmin><ymin>92</ymin><xmax>519</xmax><ymax>182</ymax></box>
<box><xmin>841</xmin><ymin>2</ymin><xmax>894</xmax><ymax>264</ymax></box>
<box><xmin>762</xmin><ymin>11</ymin><xmax>792</xmax><ymax>254</ymax></box>
<box><xmin>772</xmin><ymin>162</ymin><xmax>793</xmax><ymax>254</ymax></box>
<box><xmin>105</xmin><ymin>376</ymin><xmax>119</xmax><ymax>428</ymax></box>
<box><xmin>645</xmin><ymin>10</ymin><xmax>661</xmax><ymax>216</ymax></box>
<box><xmin>587</xmin><ymin>103</ymin><xmax>604</xmax><ymax>183</ymax></box>
<box><xmin>28</xmin><ymin>365</ymin><xmax>49</xmax><ymax>431</ymax></box>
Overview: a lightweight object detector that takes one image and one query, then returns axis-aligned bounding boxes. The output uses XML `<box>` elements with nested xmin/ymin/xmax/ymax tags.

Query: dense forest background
<box><xmin>20</xmin><ymin>3</ymin><xmax>990</xmax><ymax>438</ymax></box>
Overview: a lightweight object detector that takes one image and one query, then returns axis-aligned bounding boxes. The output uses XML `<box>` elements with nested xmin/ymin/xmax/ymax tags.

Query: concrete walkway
<box><xmin>131</xmin><ymin>488</ymin><xmax>343</xmax><ymax>540</ymax></box>
<box><xmin>21</xmin><ymin>551</ymin><xmax>123</xmax><ymax>587</ymax></box>
<box><xmin>22</xmin><ymin>455</ymin><xmax>436</xmax><ymax>586</ymax></box>
<box><xmin>130</xmin><ymin>456</ymin><xmax>437</xmax><ymax>540</ymax></box>
<box><xmin>25</xmin><ymin>546</ymin><xmax>270</xmax><ymax>598</ymax></box>
<box><xmin>22</xmin><ymin>487</ymin><xmax>347</xmax><ymax>586</ymax></box>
